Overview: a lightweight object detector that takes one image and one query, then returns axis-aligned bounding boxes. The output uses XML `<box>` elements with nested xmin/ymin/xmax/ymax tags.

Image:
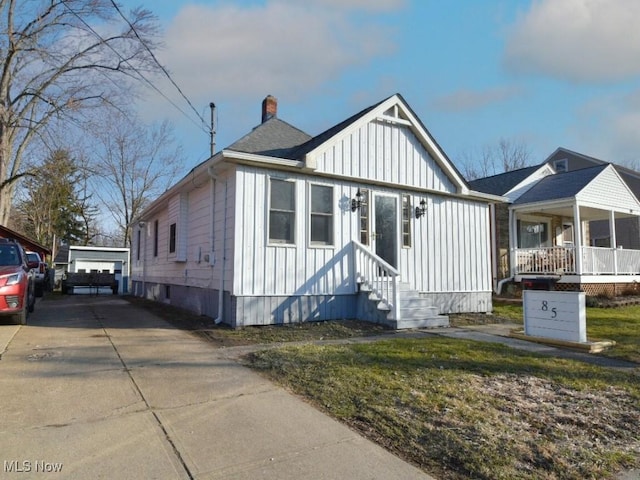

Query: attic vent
<box><xmin>554</xmin><ymin>159</ymin><xmax>568</xmax><ymax>173</ymax></box>
<box><xmin>262</xmin><ymin>95</ymin><xmax>277</xmax><ymax>123</ymax></box>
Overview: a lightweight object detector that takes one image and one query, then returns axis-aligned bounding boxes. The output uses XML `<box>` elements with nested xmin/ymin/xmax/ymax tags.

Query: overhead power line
<box><xmin>60</xmin><ymin>0</ymin><xmax>209</xmax><ymax>134</ymax></box>
<box><xmin>108</xmin><ymin>0</ymin><xmax>210</xmax><ymax>132</ymax></box>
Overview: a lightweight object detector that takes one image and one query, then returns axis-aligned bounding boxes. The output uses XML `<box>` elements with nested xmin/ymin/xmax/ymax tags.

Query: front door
<box><xmin>373</xmin><ymin>194</ymin><xmax>398</xmax><ymax>269</ymax></box>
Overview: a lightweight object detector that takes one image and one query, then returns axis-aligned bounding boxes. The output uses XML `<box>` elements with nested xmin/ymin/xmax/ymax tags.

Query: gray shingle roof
<box><xmin>468</xmin><ymin>165</ymin><xmax>542</xmax><ymax>196</ymax></box>
<box><xmin>286</xmin><ymin>97</ymin><xmax>388</xmax><ymax>160</ymax></box>
<box><xmin>513</xmin><ymin>164</ymin><xmax>608</xmax><ymax>205</ymax></box>
<box><xmin>226</xmin><ymin>117</ymin><xmax>312</xmax><ymax>159</ymax></box>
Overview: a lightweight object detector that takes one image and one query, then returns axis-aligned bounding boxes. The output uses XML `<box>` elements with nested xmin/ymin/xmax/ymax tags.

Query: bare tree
<box><xmin>0</xmin><ymin>0</ymin><xmax>161</xmax><ymax>225</ymax></box>
<box><xmin>497</xmin><ymin>138</ymin><xmax>530</xmax><ymax>172</ymax></box>
<box><xmin>459</xmin><ymin>138</ymin><xmax>532</xmax><ymax>180</ymax></box>
<box><xmin>87</xmin><ymin>109</ymin><xmax>184</xmax><ymax>247</ymax></box>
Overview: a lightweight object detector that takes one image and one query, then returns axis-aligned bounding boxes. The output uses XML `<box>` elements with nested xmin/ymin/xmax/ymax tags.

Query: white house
<box><xmin>131</xmin><ymin>94</ymin><xmax>500</xmax><ymax>328</ymax></box>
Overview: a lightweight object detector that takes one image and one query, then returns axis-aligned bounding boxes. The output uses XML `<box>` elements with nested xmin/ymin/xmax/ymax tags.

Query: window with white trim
<box><xmin>310</xmin><ymin>184</ymin><xmax>333</xmax><ymax>245</ymax></box>
<box><xmin>402</xmin><ymin>195</ymin><xmax>411</xmax><ymax>247</ymax></box>
<box><xmin>269</xmin><ymin>179</ymin><xmax>295</xmax><ymax>244</ymax></box>
<box><xmin>169</xmin><ymin>223</ymin><xmax>177</xmax><ymax>253</ymax></box>
<box><xmin>153</xmin><ymin>220</ymin><xmax>159</xmax><ymax>257</ymax></box>
<box><xmin>359</xmin><ymin>189</ymin><xmax>369</xmax><ymax>245</ymax></box>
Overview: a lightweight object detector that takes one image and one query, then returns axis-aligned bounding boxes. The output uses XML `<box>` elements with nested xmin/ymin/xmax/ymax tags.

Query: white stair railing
<box><xmin>352</xmin><ymin>240</ymin><xmax>401</xmax><ymax>321</ymax></box>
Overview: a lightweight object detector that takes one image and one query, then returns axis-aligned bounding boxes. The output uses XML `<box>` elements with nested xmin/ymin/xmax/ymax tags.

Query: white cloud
<box><xmin>431</xmin><ymin>85</ymin><xmax>523</xmax><ymax>112</ymax></box>
<box><xmin>157</xmin><ymin>1</ymin><xmax>396</xmax><ymax>101</ymax></box>
<box><xmin>570</xmin><ymin>90</ymin><xmax>640</xmax><ymax>164</ymax></box>
<box><xmin>504</xmin><ymin>0</ymin><xmax>640</xmax><ymax>83</ymax></box>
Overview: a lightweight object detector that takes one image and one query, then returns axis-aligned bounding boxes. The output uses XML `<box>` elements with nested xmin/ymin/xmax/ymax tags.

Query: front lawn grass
<box><xmin>247</xmin><ymin>337</ymin><xmax>640</xmax><ymax>480</ymax></box>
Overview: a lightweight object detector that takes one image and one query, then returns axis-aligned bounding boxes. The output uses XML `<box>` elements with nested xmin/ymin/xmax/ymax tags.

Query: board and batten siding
<box><xmin>401</xmin><ymin>195</ymin><xmax>491</xmax><ymax>294</ymax></box>
<box><xmin>314</xmin><ymin>119</ymin><xmax>457</xmax><ymax>193</ymax></box>
<box><xmin>233</xmin><ymin>166</ymin><xmax>358</xmax><ymax>297</ymax></box>
<box><xmin>232</xmin><ymin>165</ymin><xmax>491</xmax><ymax>303</ymax></box>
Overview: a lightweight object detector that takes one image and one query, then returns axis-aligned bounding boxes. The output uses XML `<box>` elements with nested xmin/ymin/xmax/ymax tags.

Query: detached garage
<box><xmin>57</xmin><ymin>246</ymin><xmax>130</xmax><ymax>294</ymax></box>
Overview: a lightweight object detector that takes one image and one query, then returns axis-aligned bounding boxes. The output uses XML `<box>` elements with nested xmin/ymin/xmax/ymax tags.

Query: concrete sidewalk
<box><xmin>0</xmin><ymin>296</ymin><xmax>432</xmax><ymax>479</ymax></box>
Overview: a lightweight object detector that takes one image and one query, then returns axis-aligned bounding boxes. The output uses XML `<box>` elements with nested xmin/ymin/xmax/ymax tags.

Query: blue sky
<box><xmin>119</xmin><ymin>0</ymin><xmax>640</xmax><ymax>177</ymax></box>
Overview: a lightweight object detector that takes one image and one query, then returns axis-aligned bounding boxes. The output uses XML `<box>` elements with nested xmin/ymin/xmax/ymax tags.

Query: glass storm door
<box><xmin>373</xmin><ymin>194</ymin><xmax>398</xmax><ymax>269</ymax></box>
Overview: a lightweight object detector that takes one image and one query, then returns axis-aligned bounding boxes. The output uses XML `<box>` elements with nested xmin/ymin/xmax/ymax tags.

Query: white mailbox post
<box><xmin>523</xmin><ymin>291</ymin><xmax>587</xmax><ymax>343</ymax></box>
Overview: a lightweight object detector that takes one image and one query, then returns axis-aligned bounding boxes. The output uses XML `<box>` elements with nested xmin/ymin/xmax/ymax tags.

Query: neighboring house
<box><xmin>131</xmin><ymin>94</ymin><xmax>500</xmax><ymax>328</ymax></box>
<box><xmin>56</xmin><ymin>245</ymin><xmax>130</xmax><ymax>294</ymax></box>
<box><xmin>471</xmin><ymin>156</ymin><xmax>640</xmax><ymax>297</ymax></box>
<box><xmin>542</xmin><ymin>147</ymin><xmax>640</xmax><ymax>250</ymax></box>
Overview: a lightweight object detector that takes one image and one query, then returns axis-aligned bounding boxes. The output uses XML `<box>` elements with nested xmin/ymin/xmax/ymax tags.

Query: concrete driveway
<box><xmin>0</xmin><ymin>295</ymin><xmax>433</xmax><ymax>479</ymax></box>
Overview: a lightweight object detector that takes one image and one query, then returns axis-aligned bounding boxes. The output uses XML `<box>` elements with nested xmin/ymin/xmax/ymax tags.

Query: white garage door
<box><xmin>74</xmin><ymin>261</ymin><xmax>116</xmax><ymax>273</ymax></box>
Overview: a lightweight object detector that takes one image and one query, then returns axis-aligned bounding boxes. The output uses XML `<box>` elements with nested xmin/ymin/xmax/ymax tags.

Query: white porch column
<box><xmin>573</xmin><ymin>203</ymin><xmax>583</xmax><ymax>275</ymax></box>
<box><xmin>610</xmin><ymin>210</ymin><xmax>618</xmax><ymax>274</ymax></box>
<box><xmin>508</xmin><ymin>208</ymin><xmax>517</xmax><ymax>276</ymax></box>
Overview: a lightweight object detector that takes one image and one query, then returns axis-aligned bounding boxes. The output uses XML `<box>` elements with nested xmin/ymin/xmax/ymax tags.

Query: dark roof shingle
<box><xmin>513</xmin><ymin>164</ymin><xmax>608</xmax><ymax>204</ymax></box>
<box><xmin>468</xmin><ymin>165</ymin><xmax>542</xmax><ymax>196</ymax></box>
<box><xmin>226</xmin><ymin>117</ymin><xmax>312</xmax><ymax>159</ymax></box>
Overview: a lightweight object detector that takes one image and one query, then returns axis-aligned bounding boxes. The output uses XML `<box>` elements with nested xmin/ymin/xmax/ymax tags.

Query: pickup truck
<box><xmin>26</xmin><ymin>251</ymin><xmax>47</xmax><ymax>297</ymax></box>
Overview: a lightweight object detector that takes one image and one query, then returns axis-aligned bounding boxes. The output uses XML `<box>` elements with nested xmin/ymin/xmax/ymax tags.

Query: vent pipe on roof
<box><xmin>262</xmin><ymin>95</ymin><xmax>277</xmax><ymax>123</ymax></box>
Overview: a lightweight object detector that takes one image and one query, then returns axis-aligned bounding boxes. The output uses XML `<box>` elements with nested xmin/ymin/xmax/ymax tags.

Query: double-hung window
<box><xmin>310</xmin><ymin>184</ymin><xmax>333</xmax><ymax>245</ymax></box>
<box><xmin>269</xmin><ymin>179</ymin><xmax>295</xmax><ymax>244</ymax></box>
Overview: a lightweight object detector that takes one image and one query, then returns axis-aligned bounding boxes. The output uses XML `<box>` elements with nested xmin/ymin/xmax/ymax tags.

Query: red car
<box><xmin>0</xmin><ymin>239</ymin><xmax>37</xmax><ymax>325</ymax></box>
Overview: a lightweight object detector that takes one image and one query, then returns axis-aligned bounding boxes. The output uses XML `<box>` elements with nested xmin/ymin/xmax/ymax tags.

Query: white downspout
<box><xmin>207</xmin><ymin>166</ymin><xmax>226</xmax><ymax>325</ymax></box>
<box><xmin>140</xmin><ymin>222</ymin><xmax>147</xmax><ymax>297</ymax></box>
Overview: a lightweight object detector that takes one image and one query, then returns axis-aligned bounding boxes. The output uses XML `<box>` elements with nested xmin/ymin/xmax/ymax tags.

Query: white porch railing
<box><xmin>352</xmin><ymin>240</ymin><xmax>400</xmax><ymax>320</ymax></box>
<box><xmin>516</xmin><ymin>246</ymin><xmax>640</xmax><ymax>275</ymax></box>
<box><xmin>515</xmin><ymin>247</ymin><xmax>576</xmax><ymax>275</ymax></box>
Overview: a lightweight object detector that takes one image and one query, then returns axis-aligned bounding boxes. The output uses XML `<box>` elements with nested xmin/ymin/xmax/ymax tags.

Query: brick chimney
<box><xmin>262</xmin><ymin>95</ymin><xmax>277</xmax><ymax>123</ymax></box>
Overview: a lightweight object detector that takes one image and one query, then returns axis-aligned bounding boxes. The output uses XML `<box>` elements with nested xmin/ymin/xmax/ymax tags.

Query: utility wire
<box><xmin>60</xmin><ymin>0</ymin><xmax>208</xmax><ymax>134</ymax></box>
<box><xmin>109</xmin><ymin>0</ymin><xmax>210</xmax><ymax>132</ymax></box>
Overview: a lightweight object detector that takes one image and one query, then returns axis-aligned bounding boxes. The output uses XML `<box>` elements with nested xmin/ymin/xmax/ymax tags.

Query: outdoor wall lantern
<box><xmin>351</xmin><ymin>188</ymin><xmax>364</xmax><ymax>212</ymax></box>
<box><xmin>415</xmin><ymin>198</ymin><xmax>427</xmax><ymax>219</ymax></box>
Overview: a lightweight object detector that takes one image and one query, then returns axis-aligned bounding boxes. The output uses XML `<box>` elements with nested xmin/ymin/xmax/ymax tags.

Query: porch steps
<box><xmin>362</xmin><ymin>282</ymin><xmax>449</xmax><ymax>330</ymax></box>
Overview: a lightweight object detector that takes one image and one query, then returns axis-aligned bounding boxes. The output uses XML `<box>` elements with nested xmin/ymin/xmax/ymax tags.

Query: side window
<box><xmin>359</xmin><ymin>189</ymin><xmax>369</xmax><ymax>245</ymax></box>
<box><xmin>269</xmin><ymin>179</ymin><xmax>295</xmax><ymax>244</ymax></box>
<box><xmin>153</xmin><ymin>219</ymin><xmax>159</xmax><ymax>257</ymax></box>
<box><xmin>136</xmin><ymin>229</ymin><xmax>141</xmax><ymax>261</ymax></box>
<box><xmin>402</xmin><ymin>195</ymin><xmax>411</xmax><ymax>247</ymax></box>
<box><xmin>169</xmin><ymin>223</ymin><xmax>177</xmax><ymax>253</ymax></box>
<box><xmin>310</xmin><ymin>184</ymin><xmax>333</xmax><ymax>245</ymax></box>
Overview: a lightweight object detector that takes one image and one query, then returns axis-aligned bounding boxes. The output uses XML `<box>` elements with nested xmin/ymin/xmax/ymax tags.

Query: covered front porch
<box><xmin>509</xmin><ymin>167</ymin><xmax>640</xmax><ymax>287</ymax></box>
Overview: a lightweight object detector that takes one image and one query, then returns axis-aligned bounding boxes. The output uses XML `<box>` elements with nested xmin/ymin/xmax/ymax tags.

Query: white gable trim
<box><xmin>505</xmin><ymin>164</ymin><xmax>555</xmax><ymax>202</ymax></box>
<box><xmin>303</xmin><ymin>95</ymin><xmax>468</xmax><ymax>193</ymax></box>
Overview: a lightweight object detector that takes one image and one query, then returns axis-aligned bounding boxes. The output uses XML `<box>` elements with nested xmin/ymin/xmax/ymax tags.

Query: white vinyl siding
<box><xmin>233</xmin><ymin>166</ymin><xmax>491</xmax><ymax>304</ymax></box>
<box><xmin>313</xmin><ymin>120</ymin><xmax>457</xmax><ymax>193</ymax></box>
<box><xmin>577</xmin><ymin>166</ymin><xmax>640</xmax><ymax>212</ymax></box>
